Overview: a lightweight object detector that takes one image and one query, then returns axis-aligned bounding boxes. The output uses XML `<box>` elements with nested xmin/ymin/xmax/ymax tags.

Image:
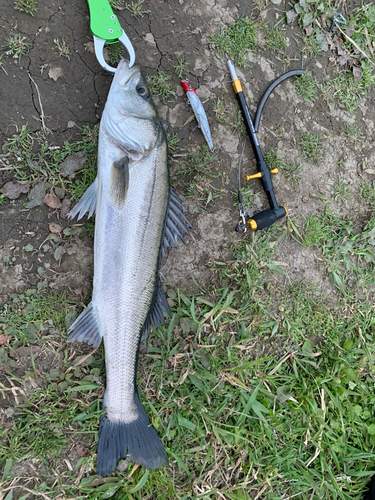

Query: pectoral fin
<box><xmin>110</xmin><ymin>156</ymin><xmax>129</xmax><ymax>208</ymax></box>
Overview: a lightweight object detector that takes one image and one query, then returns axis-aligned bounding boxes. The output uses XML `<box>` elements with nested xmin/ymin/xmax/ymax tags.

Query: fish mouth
<box><xmin>115</xmin><ymin>59</ymin><xmax>139</xmax><ymax>90</ymax></box>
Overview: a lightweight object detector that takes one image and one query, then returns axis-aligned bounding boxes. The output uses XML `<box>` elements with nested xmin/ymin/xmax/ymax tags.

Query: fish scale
<box><xmin>67</xmin><ymin>59</ymin><xmax>192</xmax><ymax>477</ymax></box>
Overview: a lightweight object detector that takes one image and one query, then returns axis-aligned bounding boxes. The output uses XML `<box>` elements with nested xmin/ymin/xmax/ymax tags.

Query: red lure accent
<box><xmin>180</xmin><ymin>80</ymin><xmax>198</xmax><ymax>95</ymax></box>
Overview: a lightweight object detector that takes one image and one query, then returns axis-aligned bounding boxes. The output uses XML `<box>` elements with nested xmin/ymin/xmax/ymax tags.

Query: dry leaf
<box><xmin>76</xmin><ymin>444</ymin><xmax>88</xmax><ymax>457</ymax></box>
<box><xmin>49</xmin><ymin>222</ymin><xmax>63</xmax><ymax>235</ymax></box>
<box><xmin>44</xmin><ymin>191</ymin><xmax>62</xmax><ymax>209</ymax></box>
<box><xmin>353</xmin><ymin>66</ymin><xmax>362</xmax><ymax>82</ymax></box>
<box><xmin>12</xmin><ymin>346</ymin><xmax>41</xmax><ymax>358</ymax></box>
<box><xmin>48</xmin><ymin>66</ymin><xmax>64</xmax><ymax>81</ymax></box>
<box><xmin>0</xmin><ymin>335</ymin><xmax>10</xmax><ymax>346</ymax></box>
<box><xmin>26</xmin><ymin>182</ymin><xmax>47</xmax><ymax>209</ymax></box>
<box><xmin>1</xmin><ymin>181</ymin><xmax>30</xmax><ymax>200</ymax></box>
<box><xmin>60</xmin><ymin>150</ymin><xmax>87</xmax><ymax>177</ymax></box>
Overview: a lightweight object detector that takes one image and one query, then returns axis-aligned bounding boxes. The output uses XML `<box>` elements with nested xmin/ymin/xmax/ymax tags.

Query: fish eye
<box><xmin>137</xmin><ymin>85</ymin><xmax>150</xmax><ymax>99</ymax></box>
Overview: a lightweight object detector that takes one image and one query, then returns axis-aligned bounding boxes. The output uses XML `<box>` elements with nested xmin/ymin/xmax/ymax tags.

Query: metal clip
<box><xmin>93</xmin><ymin>32</ymin><xmax>135</xmax><ymax>73</ymax></box>
<box><xmin>334</xmin><ymin>13</ymin><xmax>347</xmax><ymax>25</ymax></box>
<box><xmin>235</xmin><ymin>208</ymin><xmax>248</xmax><ymax>233</ymax></box>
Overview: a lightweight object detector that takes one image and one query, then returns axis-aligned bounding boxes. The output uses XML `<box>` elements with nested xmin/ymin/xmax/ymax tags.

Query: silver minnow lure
<box><xmin>67</xmin><ymin>59</ymin><xmax>192</xmax><ymax>477</ymax></box>
<box><xmin>181</xmin><ymin>80</ymin><xmax>214</xmax><ymax>152</ymax></box>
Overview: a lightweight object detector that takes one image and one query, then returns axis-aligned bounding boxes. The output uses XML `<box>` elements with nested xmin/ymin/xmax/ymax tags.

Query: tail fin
<box><xmin>97</xmin><ymin>393</ymin><xmax>168</xmax><ymax>477</ymax></box>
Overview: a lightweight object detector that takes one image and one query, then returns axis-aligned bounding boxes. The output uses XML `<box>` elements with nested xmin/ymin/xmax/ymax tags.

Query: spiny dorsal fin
<box><xmin>110</xmin><ymin>156</ymin><xmax>129</xmax><ymax>208</ymax></box>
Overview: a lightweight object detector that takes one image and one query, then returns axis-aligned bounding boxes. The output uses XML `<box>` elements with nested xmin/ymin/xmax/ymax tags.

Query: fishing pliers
<box><xmin>87</xmin><ymin>0</ymin><xmax>136</xmax><ymax>72</ymax></box>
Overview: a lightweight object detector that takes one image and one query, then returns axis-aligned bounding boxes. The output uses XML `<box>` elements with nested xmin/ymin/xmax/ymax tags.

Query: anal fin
<box><xmin>141</xmin><ymin>279</ymin><xmax>171</xmax><ymax>342</ymax></box>
<box><xmin>67</xmin><ymin>302</ymin><xmax>103</xmax><ymax>349</ymax></box>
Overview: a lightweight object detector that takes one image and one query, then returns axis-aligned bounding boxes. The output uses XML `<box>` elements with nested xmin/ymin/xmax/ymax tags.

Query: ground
<box><xmin>1</xmin><ymin>0</ymin><xmax>375</xmax><ymax>499</ymax></box>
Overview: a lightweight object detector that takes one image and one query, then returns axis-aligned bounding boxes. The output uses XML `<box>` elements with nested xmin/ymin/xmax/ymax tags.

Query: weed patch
<box><xmin>210</xmin><ymin>16</ymin><xmax>257</xmax><ymax>66</ymax></box>
<box><xmin>265</xmin><ymin>27</ymin><xmax>287</xmax><ymax>52</ymax></box>
<box><xmin>300</xmin><ymin>132</ymin><xmax>322</xmax><ymax>163</ymax></box>
<box><xmin>13</xmin><ymin>0</ymin><xmax>37</xmax><ymax>15</ymax></box>
<box><xmin>173</xmin><ymin>59</ymin><xmax>189</xmax><ymax>79</ymax></box>
<box><xmin>265</xmin><ymin>150</ymin><xmax>301</xmax><ymax>187</ymax></box>
<box><xmin>295</xmin><ymin>73</ymin><xmax>318</xmax><ymax>102</ymax></box>
<box><xmin>5</xmin><ymin>34</ymin><xmax>30</xmax><ymax>61</ymax></box>
<box><xmin>147</xmin><ymin>72</ymin><xmax>175</xmax><ymax>103</ymax></box>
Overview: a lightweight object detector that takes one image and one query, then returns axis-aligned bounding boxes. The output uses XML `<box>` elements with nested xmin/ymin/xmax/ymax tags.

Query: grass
<box><xmin>265</xmin><ymin>150</ymin><xmax>302</xmax><ymax>187</ymax></box>
<box><xmin>3</xmin><ymin>124</ymin><xmax>98</xmax><ymax>200</ymax></box>
<box><xmin>106</xmin><ymin>42</ymin><xmax>124</xmax><ymax>65</ymax></box>
<box><xmin>173</xmin><ymin>59</ymin><xmax>189</xmax><ymax>79</ymax></box>
<box><xmin>301</xmin><ymin>210</ymin><xmax>375</xmax><ymax>297</ymax></box>
<box><xmin>295</xmin><ymin>73</ymin><xmax>318</xmax><ymax>102</ymax></box>
<box><xmin>125</xmin><ymin>0</ymin><xmax>150</xmax><ymax>18</ymax></box>
<box><xmin>320</xmin><ymin>63</ymin><xmax>375</xmax><ymax>114</ymax></box>
<box><xmin>334</xmin><ymin>176</ymin><xmax>350</xmax><ymax>203</ymax></box>
<box><xmin>300</xmin><ymin>132</ymin><xmax>322</xmax><ymax>163</ymax></box>
<box><xmin>344</xmin><ymin>123</ymin><xmax>364</xmax><ymax>147</ymax></box>
<box><xmin>147</xmin><ymin>71</ymin><xmax>175</xmax><ymax>103</ymax></box>
<box><xmin>178</xmin><ymin>145</ymin><xmax>222</xmax><ymax>206</ymax></box>
<box><xmin>359</xmin><ymin>181</ymin><xmax>375</xmax><ymax>208</ymax></box>
<box><xmin>2</xmin><ymin>210</ymin><xmax>375</xmax><ymax>498</ymax></box>
<box><xmin>213</xmin><ymin>99</ymin><xmax>228</xmax><ymax>124</ymax></box>
<box><xmin>13</xmin><ymin>0</ymin><xmax>37</xmax><ymax>15</ymax></box>
<box><xmin>265</xmin><ymin>27</ymin><xmax>287</xmax><ymax>52</ymax></box>
<box><xmin>210</xmin><ymin>15</ymin><xmax>257</xmax><ymax>67</ymax></box>
<box><xmin>5</xmin><ymin>34</ymin><xmax>30</xmax><ymax>61</ymax></box>
<box><xmin>54</xmin><ymin>38</ymin><xmax>70</xmax><ymax>60</ymax></box>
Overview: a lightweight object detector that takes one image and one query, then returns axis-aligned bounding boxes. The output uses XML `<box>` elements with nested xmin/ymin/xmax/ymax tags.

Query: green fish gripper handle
<box><xmin>87</xmin><ymin>0</ymin><xmax>123</xmax><ymax>43</ymax></box>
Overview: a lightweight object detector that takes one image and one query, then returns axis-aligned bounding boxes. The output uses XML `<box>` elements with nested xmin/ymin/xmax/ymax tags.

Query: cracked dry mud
<box><xmin>0</xmin><ymin>0</ymin><xmax>375</xmax><ymax>497</ymax></box>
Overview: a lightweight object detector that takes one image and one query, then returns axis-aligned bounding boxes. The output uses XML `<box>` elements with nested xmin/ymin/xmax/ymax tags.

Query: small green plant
<box><xmin>334</xmin><ymin>176</ymin><xmax>350</xmax><ymax>203</ymax></box>
<box><xmin>14</xmin><ymin>0</ymin><xmax>37</xmax><ymax>15</ymax></box>
<box><xmin>107</xmin><ymin>42</ymin><xmax>124</xmax><ymax>65</ymax></box>
<box><xmin>265</xmin><ymin>27</ymin><xmax>287</xmax><ymax>52</ymax></box>
<box><xmin>265</xmin><ymin>150</ymin><xmax>301</xmax><ymax>187</ymax></box>
<box><xmin>320</xmin><ymin>64</ymin><xmax>375</xmax><ymax>113</ymax></box>
<box><xmin>300</xmin><ymin>132</ymin><xmax>321</xmax><ymax>163</ymax></box>
<box><xmin>210</xmin><ymin>15</ymin><xmax>257</xmax><ymax>66</ymax></box>
<box><xmin>213</xmin><ymin>99</ymin><xmax>228</xmax><ymax>124</ymax></box>
<box><xmin>125</xmin><ymin>0</ymin><xmax>150</xmax><ymax>18</ymax></box>
<box><xmin>295</xmin><ymin>73</ymin><xmax>318</xmax><ymax>102</ymax></box>
<box><xmin>167</xmin><ymin>133</ymin><xmax>180</xmax><ymax>155</ymax></box>
<box><xmin>359</xmin><ymin>181</ymin><xmax>375</xmax><ymax>208</ymax></box>
<box><xmin>85</xmin><ymin>217</ymin><xmax>95</xmax><ymax>238</ymax></box>
<box><xmin>344</xmin><ymin>123</ymin><xmax>364</xmax><ymax>147</ymax></box>
<box><xmin>282</xmin><ymin>162</ymin><xmax>302</xmax><ymax>187</ymax></box>
<box><xmin>173</xmin><ymin>59</ymin><xmax>189</xmax><ymax>79</ymax></box>
<box><xmin>54</xmin><ymin>38</ymin><xmax>70</xmax><ymax>59</ymax></box>
<box><xmin>109</xmin><ymin>0</ymin><xmax>125</xmax><ymax>8</ymax></box>
<box><xmin>5</xmin><ymin>34</ymin><xmax>30</xmax><ymax>61</ymax></box>
<box><xmin>231</xmin><ymin>103</ymin><xmax>246</xmax><ymax>135</ymax></box>
<box><xmin>273</xmin><ymin>124</ymin><xmax>286</xmax><ymax>137</ymax></box>
<box><xmin>147</xmin><ymin>71</ymin><xmax>175</xmax><ymax>103</ymax></box>
<box><xmin>302</xmin><ymin>214</ymin><xmax>328</xmax><ymax>247</ymax></box>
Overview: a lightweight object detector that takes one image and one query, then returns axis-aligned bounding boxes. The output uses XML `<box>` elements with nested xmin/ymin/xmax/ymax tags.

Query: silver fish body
<box><xmin>67</xmin><ymin>60</ymin><xmax>192</xmax><ymax>476</ymax></box>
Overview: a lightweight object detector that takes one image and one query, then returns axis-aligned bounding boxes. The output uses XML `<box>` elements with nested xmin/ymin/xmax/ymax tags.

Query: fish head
<box><xmin>102</xmin><ymin>59</ymin><xmax>164</xmax><ymax>161</ymax></box>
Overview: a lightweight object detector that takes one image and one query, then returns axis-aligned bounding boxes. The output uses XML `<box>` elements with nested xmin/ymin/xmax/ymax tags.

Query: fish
<box><xmin>67</xmin><ymin>59</ymin><xmax>192</xmax><ymax>477</ymax></box>
<box><xmin>180</xmin><ymin>80</ymin><xmax>214</xmax><ymax>152</ymax></box>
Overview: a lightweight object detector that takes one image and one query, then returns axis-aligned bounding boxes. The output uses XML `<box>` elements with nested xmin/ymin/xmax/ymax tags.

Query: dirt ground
<box><xmin>1</xmin><ymin>0</ymin><xmax>375</xmax><ymax>498</ymax></box>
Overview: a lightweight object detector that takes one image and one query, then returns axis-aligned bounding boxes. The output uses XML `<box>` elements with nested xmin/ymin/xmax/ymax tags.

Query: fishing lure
<box><xmin>181</xmin><ymin>80</ymin><xmax>214</xmax><ymax>152</ymax></box>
